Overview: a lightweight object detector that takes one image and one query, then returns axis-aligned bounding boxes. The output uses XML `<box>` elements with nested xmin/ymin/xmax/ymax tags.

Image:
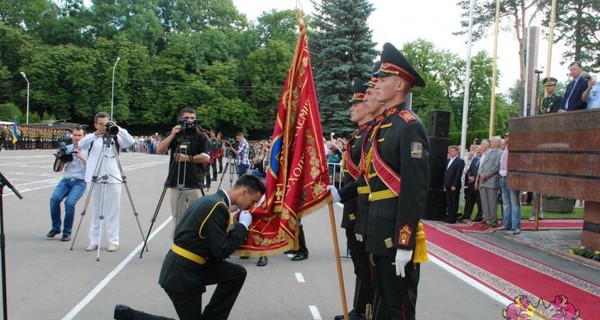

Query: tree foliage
<box><xmin>310</xmin><ymin>0</ymin><xmax>377</xmax><ymax>137</ymax></box>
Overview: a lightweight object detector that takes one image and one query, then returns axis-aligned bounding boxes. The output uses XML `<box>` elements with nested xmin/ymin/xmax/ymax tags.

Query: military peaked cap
<box><xmin>374</xmin><ymin>43</ymin><xmax>426</xmax><ymax>88</ymax></box>
<box><xmin>543</xmin><ymin>77</ymin><xmax>558</xmax><ymax>86</ymax></box>
<box><xmin>349</xmin><ymin>77</ymin><xmax>368</xmax><ymax>104</ymax></box>
<box><xmin>367</xmin><ymin>61</ymin><xmax>382</xmax><ymax>88</ymax></box>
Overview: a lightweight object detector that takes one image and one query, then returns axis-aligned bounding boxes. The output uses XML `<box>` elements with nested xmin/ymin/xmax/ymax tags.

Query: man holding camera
<box><xmin>47</xmin><ymin>126</ymin><xmax>87</xmax><ymax>242</ymax></box>
<box><xmin>79</xmin><ymin>112</ymin><xmax>134</xmax><ymax>252</ymax></box>
<box><xmin>157</xmin><ymin>107</ymin><xmax>210</xmax><ymax>233</ymax></box>
<box><xmin>228</xmin><ymin>132</ymin><xmax>250</xmax><ymax>177</ymax></box>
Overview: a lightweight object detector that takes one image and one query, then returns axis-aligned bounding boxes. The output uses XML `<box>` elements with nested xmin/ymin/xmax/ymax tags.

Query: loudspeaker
<box><xmin>423</xmin><ymin>189</ymin><xmax>447</xmax><ymax>220</ymax></box>
<box><xmin>428</xmin><ymin>137</ymin><xmax>449</xmax><ymax>189</ymax></box>
<box><xmin>428</xmin><ymin>110</ymin><xmax>450</xmax><ymax>138</ymax></box>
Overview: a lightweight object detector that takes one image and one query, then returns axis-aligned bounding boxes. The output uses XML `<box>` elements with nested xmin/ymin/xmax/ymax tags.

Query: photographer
<box><xmin>228</xmin><ymin>132</ymin><xmax>250</xmax><ymax>177</ymax></box>
<box><xmin>157</xmin><ymin>107</ymin><xmax>209</xmax><ymax>233</ymax></box>
<box><xmin>46</xmin><ymin>126</ymin><xmax>87</xmax><ymax>242</ymax></box>
<box><xmin>79</xmin><ymin>112</ymin><xmax>134</xmax><ymax>252</ymax></box>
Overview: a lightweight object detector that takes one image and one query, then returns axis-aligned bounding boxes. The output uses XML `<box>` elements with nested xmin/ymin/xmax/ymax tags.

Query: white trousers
<box><xmin>89</xmin><ymin>183</ymin><xmax>122</xmax><ymax>246</ymax></box>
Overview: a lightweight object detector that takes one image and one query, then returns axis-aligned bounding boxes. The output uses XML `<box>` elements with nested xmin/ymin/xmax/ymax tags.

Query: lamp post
<box><xmin>534</xmin><ymin>69</ymin><xmax>544</xmax><ymax>115</ymax></box>
<box><xmin>19</xmin><ymin>72</ymin><xmax>30</xmax><ymax>124</ymax></box>
<box><xmin>110</xmin><ymin>56</ymin><xmax>120</xmax><ymax>121</ymax></box>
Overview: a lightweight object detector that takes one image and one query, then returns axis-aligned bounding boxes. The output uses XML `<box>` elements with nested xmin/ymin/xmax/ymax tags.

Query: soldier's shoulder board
<box><xmin>399</xmin><ymin>110</ymin><xmax>416</xmax><ymax>123</ymax></box>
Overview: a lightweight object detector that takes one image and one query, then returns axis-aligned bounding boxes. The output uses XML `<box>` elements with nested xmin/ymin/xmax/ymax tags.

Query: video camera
<box><xmin>223</xmin><ymin>138</ymin><xmax>238</xmax><ymax>149</ymax></box>
<box><xmin>55</xmin><ymin>142</ymin><xmax>76</xmax><ymax>163</ymax></box>
<box><xmin>104</xmin><ymin>121</ymin><xmax>119</xmax><ymax>135</ymax></box>
<box><xmin>178</xmin><ymin>118</ymin><xmax>202</xmax><ymax>136</ymax></box>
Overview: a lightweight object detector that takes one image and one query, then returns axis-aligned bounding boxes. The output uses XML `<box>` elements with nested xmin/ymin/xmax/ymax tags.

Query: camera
<box><xmin>178</xmin><ymin>118</ymin><xmax>202</xmax><ymax>136</ymax></box>
<box><xmin>55</xmin><ymin>142</ymin><xmax>75</xmax><ymax>162</ymax></box>
<box><xmin>224</xmin><ymin>138</ymin><xmax>238</xmax><ymax>149</ymax></box>
<box><xmin>105</xmin><ymin>121</ymin><xmax>119</xmax><ymax>135</ymax></box>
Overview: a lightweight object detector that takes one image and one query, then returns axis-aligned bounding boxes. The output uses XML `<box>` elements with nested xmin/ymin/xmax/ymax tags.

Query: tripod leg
<box><xmin>217</xmin><ymin>162</ymin><xmax>229</xmax><ymax>190</ymax></box>
<box><xmin>70</xmin><ymin>179</ymin><xmax>97</xmax><ymax>251</ymax></box>
<box><xmin>113</xmin><ymin>149</ymin><xmax>146</xmax><ymax>244</ymax></box>
<box><xmin>140</xmin><ymin>185</ymin><xmax>169</xmax><ymax>258</ymax></box>
<box><xmin>95</xmin><ymin>181</ymin><xmax>109</xmax><ymax>262</ymax></box>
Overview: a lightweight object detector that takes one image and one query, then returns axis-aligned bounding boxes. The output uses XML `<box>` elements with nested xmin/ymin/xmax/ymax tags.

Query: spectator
<box><xmin>463</xmin><ymin>145</ymin><xmax>482</xmax><ymax>221</ymax></box>
<box><xmin>498</xmin><ymin>134</ymin><xmax>522</xmax><ymax>234</ymax></box>
<box><xmin>476</xmin><ymin>137</ymin><xmax>502</xmax><ymax>229</ymax></box>
<box><xmin>582</xmin><ymin>76</ymin><xmax>600</xmax><ymax>109</ymax></box>
<box><xmin>559</xmin><ymin>62</ymin><xmax>588</xmax><ymax>112</ymax></box>
<box><xmin>229</xmin><ymin>132</ymin><xmax>250</xmax><ymax>177</ymax></box>
<box><xmin>444</xmin><ymin>145</ymin><xmax>465</xmax><ymax>223</ymax></box>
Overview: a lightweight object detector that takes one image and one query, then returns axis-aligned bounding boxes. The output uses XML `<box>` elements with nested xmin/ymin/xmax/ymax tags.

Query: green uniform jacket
<box><xmin>159</xmin><ymin>190</ymin><xmax>248</xmax><ymax>294</ymax></box>
<box><xmin>541</xmin><ymin>94</ymin><xmax>563</xmax><ymax>114</ymax></box>
<box><xmin>366</xmin><ymin>103</ymin><xmax>430</xmax><ymax>257</ymax></box>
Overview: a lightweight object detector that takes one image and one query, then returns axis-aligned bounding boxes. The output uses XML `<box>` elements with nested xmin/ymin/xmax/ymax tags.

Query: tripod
<box><xmin>216</xmin><ymin>150</ymin><xmax>238</xmax><ymax>190</ymax></box>
<box><xmin>140</xmin><ymin>137</ymin><xmax>205</xmax><ymax>258</ymax></box>
<box><xmin>0</xmin><ymin>171</ymin><xmax>23</xmax><ymax>320</ymax></box>
<box><xmin>70</xmin><ymin>134</ymin><xmax>145</xmax><ymax>261</ymax></box>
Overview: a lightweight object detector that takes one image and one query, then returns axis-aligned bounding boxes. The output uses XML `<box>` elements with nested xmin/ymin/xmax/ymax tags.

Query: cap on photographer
<box><xmin>78</xmin><ymin>112</ymin><xmax>135</xmax><ymax>252</ymax></box>
<box><xmin>227</xmin><ymin>132</ymin><xmax>250</xmax><ymax>176</ymax></box>
<box><xmin>47</xmin><ymin>125</ymin><xmax>88</xmax><ymax>242</ymax></box>
<box><xmin>157</xmin><ymin>107</ymin><xmax>210</xmax><ymax>233</ymax></box>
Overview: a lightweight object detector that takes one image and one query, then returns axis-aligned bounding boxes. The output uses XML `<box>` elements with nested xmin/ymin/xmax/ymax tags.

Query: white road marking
<box><xmin>309</xmin><ymin>305</ymin><xmax>322</xmax><ymax>320</ymax></box>
<box><xmin>61</xmin><ymin>217</ymin><xmax>172</xmax><ymax>320</ymax></box>
<box><xmin>295</xmin><ymin>272</ymin><xmax>305</xmax><ymax>283</ymax></box>
<box><xmin>429</xmin><ymin>255</ymin><xmax>512</xmax><ymax>306</ymax></box>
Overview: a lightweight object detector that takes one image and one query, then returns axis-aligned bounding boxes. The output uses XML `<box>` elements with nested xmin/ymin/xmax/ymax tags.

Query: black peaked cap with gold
<box><xmin>543</xmin><ymin>77</ymin><xmax>558</xmax><ymax>86</ymax></box>
<box><xmin>367</xmin><ymin>61</ymin><xmax>382</xmax><ymax>88</ymax></box>
<box><xmin>349</xmin><ymin>77</ymin><xmax>368</xmax><ymax>104</ymax></box>
<box><xmin>374</xmin><ymin>42</ymin><xmax>426</xmax><ymax>88</ymax></box>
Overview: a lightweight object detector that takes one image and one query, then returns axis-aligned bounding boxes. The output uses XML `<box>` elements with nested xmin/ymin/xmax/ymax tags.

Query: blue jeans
<box><xmin>499</xmin><ymin>177</ymin><xmax>521</xmax><ymax>229</ymax></box>
<box><xmin>50</xmin><ymin>178</ymin><xmax>86</xmax><ymax>235</ymax></box>
<box><xmin>237</xmin><ymin>163</ymin><xmax>249</xmax><ymax>177</ymax></box>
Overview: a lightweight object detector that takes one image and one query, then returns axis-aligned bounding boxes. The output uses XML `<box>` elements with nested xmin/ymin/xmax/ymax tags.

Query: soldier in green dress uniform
<box><xmin>367</xmin><ymin>43</ymin><xmax>430</xmax><ymax>320</ymax></box>
<box><xmin>540</xmin><ymin>77</ymin><xmax>563</xmax><ymax>114</ymax></box>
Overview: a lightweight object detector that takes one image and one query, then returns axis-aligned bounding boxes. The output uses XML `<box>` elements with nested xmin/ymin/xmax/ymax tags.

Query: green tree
<box><xmin>310</xmin><ymin>0</ymin><xmax>377</xmax><ymax>137</ymax></box>
<box><xmin>547</xmin><ymin>0</ymin><xmax>600</xmax><ymax>71</ymax></box>
<box><xmin>456</xmin><ymin>0</ymin><xmax>546</xmax><ymax>116</ymax></box>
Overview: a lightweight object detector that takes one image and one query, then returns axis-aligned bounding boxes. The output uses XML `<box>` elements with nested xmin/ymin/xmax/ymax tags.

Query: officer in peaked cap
<box><xmin>374</xmin><ymin>43</ymin><xmax>425</xmax><ymax>88</ymax></box>
<box><xmin>367</xmin><ymin>61</ymin><xmax>382</xmax><ymax>88</ymax></box>
<box><xmin>540</xmin><ymin>77</ymin><xmax>563</xmax><ymax>114</ymax></box>
<box><xmin>350</xmin><ymin>76</ymin><xmax>369</xmax><ymax>104</ymax></box>
<box><xmin>366</xmin><ymin>42</ymin><xmax>430</xmax><ymax>320</ymax></box>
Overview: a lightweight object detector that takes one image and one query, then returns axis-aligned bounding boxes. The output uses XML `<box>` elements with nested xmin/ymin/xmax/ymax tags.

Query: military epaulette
<box><xmin>399</xmin><ymin>110</ymin><xmax>416</xmax><ymax>123</ymax></box>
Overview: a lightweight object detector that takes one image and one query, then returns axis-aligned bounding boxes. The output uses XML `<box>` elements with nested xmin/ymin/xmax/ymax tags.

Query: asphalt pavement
<box><xmin>2</xmin><ymin>149</ymin><xmax>587</xmax><ymax>320</ymax></box>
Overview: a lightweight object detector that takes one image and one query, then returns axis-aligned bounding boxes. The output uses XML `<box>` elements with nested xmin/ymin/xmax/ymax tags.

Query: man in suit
<box><xmin>444</xmin><ymin>145</ymin><xmax>465</xmax><ymax>223</ymax></box>
<box><xmin>476</xmin><ymin>137</ymin><xmax>502</xmax><ymax>228</ymax></box>
<box><xmin>559</xmin><ymin>62</ymin><xmax>588</xmax><ymax>112</ymax></box>
<box><xmin>463</xmin><ymin>146</ymin><xmax>482</xmax><ymax>221</ymax></box>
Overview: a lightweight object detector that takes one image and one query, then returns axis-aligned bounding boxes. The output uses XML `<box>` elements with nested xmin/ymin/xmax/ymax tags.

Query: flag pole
<box><xmin>327</xmin><ymin>201</ymin><xmax>349</xmax><ymax>320</ymax></box>
<box><xmin>489</xmin><ymin>0</ymin><xmax>501</xmax><ymax>138</ymax></box>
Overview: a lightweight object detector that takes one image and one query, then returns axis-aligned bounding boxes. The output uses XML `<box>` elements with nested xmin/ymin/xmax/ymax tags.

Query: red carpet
<box><xmin>424</xmin><ymin>221</ymin><xmax>599</xmax><ymax>319</ymax></box>
<box><xmin>445</xmin><ymin>219</ymin><xmax>583</xmax><ymax>233</ymax></box>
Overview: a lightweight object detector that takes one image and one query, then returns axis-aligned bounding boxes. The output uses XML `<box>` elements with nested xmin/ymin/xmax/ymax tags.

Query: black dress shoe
<box><xmin>283</xmin><ymin>250</ymin><xmax>297</xmax><ymax>255</ymax></box>
<box><xmin>291</xmin><ymin>252</ymin><xmax>308</xmax><ymax>261</ymax></box>
<box><xmin>257</xmin><ymin>256</ymin><xmax>268</xmax><ymax>267</ymax></box>
<box><xmin>239</xmin><ymin>255</ymin><xmax>249</xmax><ymax>259</ymax></box>
<box><xmin>46</xmin><ymin>229</ymin><xmax>60</xmax><ymax>238</ymax></box>
<box><xmin>444</xmin><ymin>219</ymin><xmax>456</xmax><ymax>224</ymax></box>
<box><xmin>114</xmin><ymin>304</ymin><xmax>132</xmax><ymax>320</ymax></box>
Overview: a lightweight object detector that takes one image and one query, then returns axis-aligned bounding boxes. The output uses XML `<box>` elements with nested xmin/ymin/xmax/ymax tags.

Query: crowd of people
<box><xmin>0</xmin><ymin>124</ymin><xmax>70</xmax><ymax>150</ymax></box>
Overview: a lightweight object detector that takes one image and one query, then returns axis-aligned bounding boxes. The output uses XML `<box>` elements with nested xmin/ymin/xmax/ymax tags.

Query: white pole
<box><xmin>111</xmin><ymin>57</ymin><xmax>121</xmax><ymax>121</ymax></box>
<box><xmin>460</xmin><ymin>0</ymin><xmax>475</xmax><ymax>159</ymax></box>
<box><xmin>489</xmin><ymin>0</ymin><xmax>501</xmax><ymax>138</ymax></box>
<box><xmin>20</xmin><ymin>72</ymin><xmax>30</xmax><ymax>124</ymax></box>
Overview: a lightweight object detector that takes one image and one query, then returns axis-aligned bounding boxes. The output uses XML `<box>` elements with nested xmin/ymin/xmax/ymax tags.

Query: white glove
<box><xmin>238</xmin><ymin>210</ymin><xmax>253</xmax><ymax>229</ymax></box>
<box><xmin>395</xmin><ymin>249</ymin><xmax>413</xmax><ymax>278</ymax></box>
<box><xmin>326</xmin><ymin>185</ymin><xmax>341</xmax><ymax>202</ymax></box>
<box><xmin>355</xmin><ymin>234</ymin><xmax>364</xmax><ymax>242</ymax></box>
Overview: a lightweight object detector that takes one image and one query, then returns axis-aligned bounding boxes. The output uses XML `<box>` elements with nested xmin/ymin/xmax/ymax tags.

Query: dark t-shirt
<box><xmin>164</xmin><ymin>131</ymin><xmax>208</xmax><ymax>188</ymax></box>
